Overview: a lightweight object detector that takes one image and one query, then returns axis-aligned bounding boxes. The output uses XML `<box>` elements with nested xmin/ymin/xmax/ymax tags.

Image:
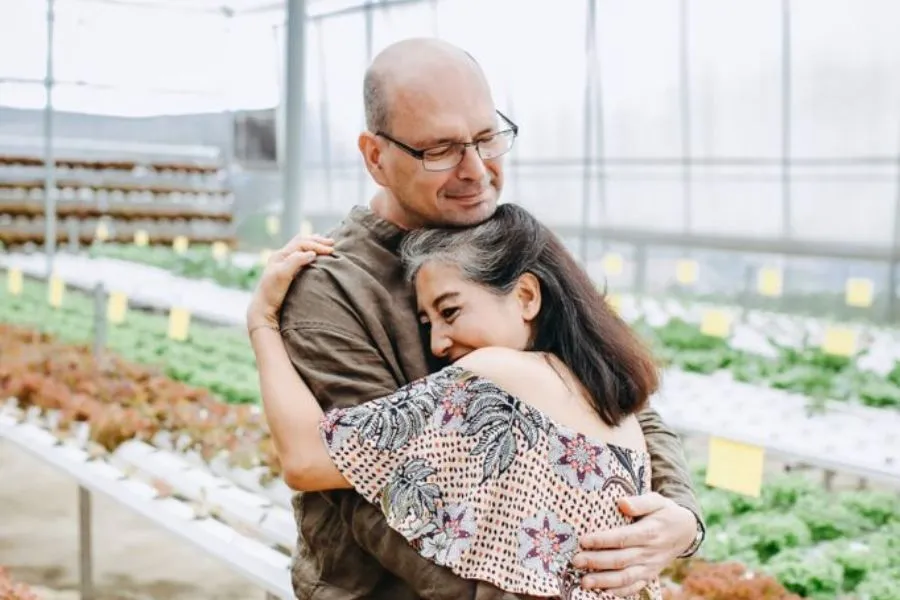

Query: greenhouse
<box><xmin>1</xmin><ymin>0</ymin><xmax>899</xmax><ymax>599</ymax></box>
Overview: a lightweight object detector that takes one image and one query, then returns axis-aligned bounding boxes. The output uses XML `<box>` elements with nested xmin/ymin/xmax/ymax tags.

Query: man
<box><xmin>279</xmin><ymin>37</ymin><xmax>704</xmax><ymax>600</ymax></box>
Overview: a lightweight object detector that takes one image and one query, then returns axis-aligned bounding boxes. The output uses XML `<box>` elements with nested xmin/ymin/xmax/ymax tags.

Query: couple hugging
<box><xmin>246</xmin><ymin>37</ymin><xmax>705</xmax><ymax>600</ymax></box>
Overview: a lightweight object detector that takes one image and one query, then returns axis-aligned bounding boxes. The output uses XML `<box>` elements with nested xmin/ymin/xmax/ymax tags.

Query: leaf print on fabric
<box><xmin>418</xmin><ymin>503</ymin><xmax>477</xmax><ymax>565</ymax></box>
<box><xmin>548</xmin><ymin>427</ymin><xmax>614</xmax><ymax>491</ymax></box>
<box><xmin>608</xmin><ymin>444</ymin><xmax>644</xmax><ymax>494</ymax></box>
<box><xmin>557</xmin><ymin>563</ymin><xmax>587</xmax><ymax>600</ymax></box>
<box><xmin>379</xmin><ymin>458</ymin><xmax>443</xmax><ymax>529</ymax></box>
<box><xmin>517</xmin><ymin>510</ymin><xmax>577</xmax><ymax>576</ymax></box>
<box><xmin>333</xmin><ymin>377</ymin><xmax>441</xmax><ymax>452</ymax></box>
<box><xmin>460</xmin><ymin>378</ymin><xmax>549</xmax><ymax>482</ymax></box>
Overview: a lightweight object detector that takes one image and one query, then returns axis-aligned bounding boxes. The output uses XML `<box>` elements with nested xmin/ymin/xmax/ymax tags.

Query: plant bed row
<box><xmin>692</xmin><ymin>465</ymin><xmax>900</xmax><ymax>599</ymax></box>
<box><xmin>0</xmin><ymin>322</ymin><xmax>278</xmax><ymax>480</ymax></box>
<box><xmin>0</xmin><ymin>277</ymin><xmax>259</xmax><ymax>404</ymax></box>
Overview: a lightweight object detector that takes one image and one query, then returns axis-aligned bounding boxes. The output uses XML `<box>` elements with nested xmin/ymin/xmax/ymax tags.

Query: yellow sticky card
<box><xmin>211</xmin><ymin>241</ymin><xmax>229</xmax><ymax>260</ymax></box>
<box><xmin>845</xmin><ymin>278</ymin><xmax>873</xmax><ymax>308</ymax></box>
<box><xmin>822</xmin><ymin>326</ymin><xmax>857</xmax><ymax>357</ymax></box>
<box><xmin>300</xmin><ymin>220</ymin><xmax>313</xmax><ymax>238</ymax></box>
<box><xmin>700</xmin><ymin>310</ymin><xmax>732</xmax><ymax>338</ymax></box>
<box><xmin>134</xmin><ymin>230</ymin><xmax>149</xmax><ymax>247</ymax></box>
<box><xmin>7</xmin><ymin>268</ymin><xmax>23</xmax><ymax>295</ymax></box>
<box><xmin>48</xmin><ymin>276</ymin><xmax>65</xmax><ymax>308</ymax></box>
<box><xmin>606</xmin><ymin>293</ymin><xmax>622</xmax><ymax>314</ymax></box>
<box><xmin>107</xmin><ymin>291</ymin><xmax>128</xmax><ymax>324</ymax></box>
<box><xmin>676</xmin><ymin>260</ymin><xmax>698</xmax><ymax>285</ymax></box>
<box><xmin>602</xmin><ymin>253</ymin><xmax>624</xmax><ymax>276</ymax></box>
<box><xmin>757</xmin><ymin>267</ymin><xmax>783</xmax><ymax>297</ymax></box>
<box><xmin>95</xmin><ymin>220</ymin><xmax>110</xmax><ymax>242</ymax></box>
<box><xmin>259</xmin><ymin>249</ymin><xmax>273</xmax><ymax>265</ymax></box>
<box><xmin>705</xmin><ymin>437</ymin><xmax>765</xmax><ymax>498</ymax></box>
<box><xmin>167</xmin><ymin>307</ymin><xmax>191</xmax><ymax>341</ymax></box>
<box><xmin>266</xmin><ymin>215</ymin><xmax>280</xmax><ymax>236</ymax></box>
<box><xmin>173</xmin><ymin>236</ymin><xmax>189</xmax><ymax>254</ymax></box>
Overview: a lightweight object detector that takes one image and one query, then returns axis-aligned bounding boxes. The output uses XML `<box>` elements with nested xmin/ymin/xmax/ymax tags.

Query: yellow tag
<box><xmin>48</xmin><ymin>276</ymin><xmax>65</xmax><ymax>308</ymax></box>
<box><xmin>211</xmin><ymin>241</ymin><xmax>229</xmax><ymax>260</ymax></box>
<box><xmin>95</xmin><ymin>221</ymin><xmax>110</xmax><ymax>242</ymax></box>
<box><xmin>602</xmin><ymin>253</ymin><xmax>623</xmax><ymax>276</ymax></box>
<box><xmin>300</xmin><ymin>220</ymin><xmax>314</xmax><ymax>238</ymax></box>
<box><xmin>259</xmin><ymin>249</ymin><xmax>273</xmax><ymax>265</ymax></box>
<box><xmin>167</xmin><ymin>307</ymin><xmax>191</xmax><ymax>341</ymax></box>
<box><xmin>675</xmin><ymin>260</ymin><xmax>698</xmax><ymax>285</ymax></box>
<box><xmin>173</xmin><ymin>236</ymin><xmax>189</xmax><ymax>254</ymax></box>
<box><xmin>845</xmin><ymin>278</ymin><xmax>873</xmax><ymax>308</ymax></box>
<box><xmin>705</xmin><ymin>437</ymin><xmax>765</xmax><ymax>497</ymax></box>
<box><xmin>134</xmin><ymin>230</ymin><xmax>149</xmax><ymax>247</ymax></box>
<box><xmin>606</xmin><ymin>293</ymin><xmax>622</xmax><ymax>314</ymax></box>
<box><xmin>7</xmin><ymin>268</ymin><xmax>23</xmax><ymax>295</ymax></box>
<box><xmin>757</xmin><ymin>267</ymin><xmax>783</xmax><ymax>297</ymax></box>
<box><xmin>266</xmin><ymin>215</ymin><xmax>280</xmax><ymax>236</ymax></box>
<box><xmin>700</xmin><ymin>310</ymin><xmax>732</xmax><ymax>338</ymax></box>
<box><xmin>107</xmin><ymin>291</ymin><xmax>128</xmax><ymax>324</ymax></box>
<box><xmin>822</xmin><ymin>326</ymin><xmax>857</xmax><ymax>357</ymax></box>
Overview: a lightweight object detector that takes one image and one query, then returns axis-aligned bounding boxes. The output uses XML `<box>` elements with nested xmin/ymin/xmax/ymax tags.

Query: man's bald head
<box><xmin>363</xmin><ymin>38</ymin><xmax>485</xmax><ymax>133</ymax></box>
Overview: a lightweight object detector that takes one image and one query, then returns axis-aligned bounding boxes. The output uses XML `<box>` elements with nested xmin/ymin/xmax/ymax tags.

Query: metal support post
<box><xmin>43</xmin><ymin>0</ymin><xmax>57</xmax><ymax>276</ymax></box>
<box><xmin>579</xmin><ymin>0</ymin><xmax>598</xmax><ymax>266</ymax></box>
<box><xmin>679</xmin><ymin>0</ymin><xmax>693</xmax><ymax>237</ymax></box>
<box><xmin>78</xmin><ymin>283</ymin><xmax>108</xmax><ymax>600</ymax></box>
<box><xmin>780</xmin><ymin>0</ymin><xmax>792</xmax><ymax>239</ymax></box>
<box><xmin>282</xmin><ymin>0</ymin><xmax>309</xmax><ymax>243</ymax></box>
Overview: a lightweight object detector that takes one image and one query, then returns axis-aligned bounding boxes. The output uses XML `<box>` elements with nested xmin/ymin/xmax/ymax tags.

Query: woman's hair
<box><xmin>400</xmin><ymin>203</ymin><xmax>659</xmax><ymax>427</ymax></box>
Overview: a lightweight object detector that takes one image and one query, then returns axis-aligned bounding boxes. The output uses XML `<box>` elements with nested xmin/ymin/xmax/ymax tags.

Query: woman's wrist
<box><xmin>246</xmin><ymin>301</ymin><xmax>279</xmax><ymax>334</ymax></box>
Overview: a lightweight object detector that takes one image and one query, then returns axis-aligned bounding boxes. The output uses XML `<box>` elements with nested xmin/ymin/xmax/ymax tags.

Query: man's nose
<box><xmin>455</xmin><ymin>145</ymin><xmax>487</xmax><ymax>181</ymax></box>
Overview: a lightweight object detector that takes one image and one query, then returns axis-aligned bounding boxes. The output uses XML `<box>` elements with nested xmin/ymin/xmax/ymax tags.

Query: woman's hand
<box><xmin>246</xmin><ymin>233</ymin><xmax>334</xmax><ymax>333</ymax></box>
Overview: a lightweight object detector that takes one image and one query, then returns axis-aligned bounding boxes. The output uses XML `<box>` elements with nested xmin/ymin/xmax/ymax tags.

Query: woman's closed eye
<box><xmin>439</xmin><ymin>306</ymin><xmax>460</xmax><ymax>322</ymax></box>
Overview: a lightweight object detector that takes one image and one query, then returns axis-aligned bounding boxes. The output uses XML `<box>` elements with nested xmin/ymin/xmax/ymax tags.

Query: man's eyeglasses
<box><xmin>376</xmin><ymin>110</ymin><xmax>519</xmax><ymax>172</ymax></box>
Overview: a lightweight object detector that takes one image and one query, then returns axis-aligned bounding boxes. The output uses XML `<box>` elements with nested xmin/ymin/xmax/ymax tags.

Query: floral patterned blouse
<box><xmin>319</xmin><ymin>365</ymin><xmax>660</xmax><ymax>600</ymax></box>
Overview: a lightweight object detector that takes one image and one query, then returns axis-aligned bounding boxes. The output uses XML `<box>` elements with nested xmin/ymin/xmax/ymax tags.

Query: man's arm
<box><xmin>280</xmin><ymin>267</ymin><xmax>519</xmax><ymax>600</ymax></box>
<box><xmin>637</xmin><ymin>405</ymin><xmax>705</xmax><ymax>537</ymax></box>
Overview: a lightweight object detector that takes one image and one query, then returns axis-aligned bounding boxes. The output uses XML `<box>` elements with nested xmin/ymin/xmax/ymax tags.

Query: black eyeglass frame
<box><xmin>375</xmin><ymin>110</ymin><xmax>519</xmax><ymax>172</ymax></box>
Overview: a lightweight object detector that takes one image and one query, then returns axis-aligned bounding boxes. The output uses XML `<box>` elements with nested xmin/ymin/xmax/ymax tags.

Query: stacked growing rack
<box><xmin>0</xmin><ymin>153</ymin><xmax>236</xmax><ymax>249</ymax></box>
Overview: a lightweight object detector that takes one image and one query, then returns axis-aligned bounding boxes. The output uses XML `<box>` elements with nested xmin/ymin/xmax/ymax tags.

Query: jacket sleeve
<box><xmin>637</xmin><ymin>405</ymin><xmax>706</xmax><ymax>543</ymax></box>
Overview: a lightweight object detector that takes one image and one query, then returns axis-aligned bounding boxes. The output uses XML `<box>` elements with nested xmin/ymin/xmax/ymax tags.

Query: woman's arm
<box><xmin>250</xmin><ymin>325</ymin><xmax>352</xmax><ymax>492</ymax></box>
<box><xmin>245</xmin><ymin>234</ymin><xmax>351</xmax><ymax>492</ymax></box>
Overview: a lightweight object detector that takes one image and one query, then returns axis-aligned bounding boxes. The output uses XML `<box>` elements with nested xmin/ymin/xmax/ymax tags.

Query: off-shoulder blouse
<box><xmin>318</xmin><ymin>365</ymin><xmax>660</xmax><ymax>600</ymax></box>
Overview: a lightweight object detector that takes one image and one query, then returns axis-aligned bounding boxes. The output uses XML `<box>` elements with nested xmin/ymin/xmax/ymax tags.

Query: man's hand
<box><xmin>572</xmin><ymin>493</ymin><xmax>697</xmax><ymax>597</ymax></box>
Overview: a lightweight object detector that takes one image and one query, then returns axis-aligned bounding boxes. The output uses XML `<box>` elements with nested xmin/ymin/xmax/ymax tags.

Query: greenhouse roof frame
<box><xmin>61</xmin><ymin>0</ymin><xmax>406</xmax><ymax>18</ymax></box>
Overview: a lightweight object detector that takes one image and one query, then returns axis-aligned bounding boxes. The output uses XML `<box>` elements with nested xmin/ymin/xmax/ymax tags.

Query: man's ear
<box><xmin>516</xmin><ymin>273</ymin><xmax>542</xmax><ymax>322</ymax></box>
<box><xmin>358</xmin><ymin>132</ymin><xmax>389</xmax><ymax>187</ymax></box>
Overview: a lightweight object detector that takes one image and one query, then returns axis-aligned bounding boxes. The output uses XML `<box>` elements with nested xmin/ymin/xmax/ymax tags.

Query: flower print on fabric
<box><xmin>430</xmin><ymin>382</ymin><xmax>471</xmax><ymax>430</ymax></box>
<box><xmin>517</xmin><ymin>510</ymin><xmax>577</xmax><ymax>577</ymax></box>
<box><xmin>320</xmin><ymin>407</ymin><xmax>354</xmax><ymax>449</ymax></box>
<box><xmin>419</xmin><ymin>503</ymin><xmax>478</xmax><ymax>565</ymax></box>
<box><xmin>549</xmin><ymin>426</ymin><xmax>614</xmax><ymax>491</ymax></box>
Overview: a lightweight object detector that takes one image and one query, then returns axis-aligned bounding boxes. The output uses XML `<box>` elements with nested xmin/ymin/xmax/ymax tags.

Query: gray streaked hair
<box><xmin>399</xmin><ymin>211</ymin><xmax>528</xmax><ymax>293</ymax></box>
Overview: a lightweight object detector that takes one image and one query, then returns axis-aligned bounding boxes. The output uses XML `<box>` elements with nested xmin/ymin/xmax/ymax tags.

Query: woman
<box><xmin>247</xmin><ymin>204</ymin><xmax>661</xmax><ymax>600</ymax></box>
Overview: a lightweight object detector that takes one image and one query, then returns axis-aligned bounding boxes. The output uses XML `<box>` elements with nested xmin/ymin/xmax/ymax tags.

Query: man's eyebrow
<box><xmin>416</xmin><ymin>123</ymin><xmax>499</xmax><ymax>147</ymax></box>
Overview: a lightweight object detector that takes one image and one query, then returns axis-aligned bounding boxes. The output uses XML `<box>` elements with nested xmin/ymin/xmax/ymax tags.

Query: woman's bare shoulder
<box><xmin>454</xmin><ymin>347</ymin><xmax>542</xmax><ymax>395</ymax></box>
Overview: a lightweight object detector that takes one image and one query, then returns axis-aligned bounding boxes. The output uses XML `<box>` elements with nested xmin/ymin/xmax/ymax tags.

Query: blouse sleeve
<box><xmin>318</xmin><ymin>364</ymin><xmax>473</xmax><ymax>509</ymax></box>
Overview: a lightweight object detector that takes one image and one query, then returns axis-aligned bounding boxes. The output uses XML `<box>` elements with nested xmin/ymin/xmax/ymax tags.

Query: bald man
<box><xmin>279</xmin><ymin>38</ymin><xmax>704</xmax><ymax>600</ymax></box>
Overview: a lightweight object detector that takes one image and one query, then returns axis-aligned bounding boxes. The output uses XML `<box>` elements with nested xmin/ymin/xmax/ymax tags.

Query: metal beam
<box><xmin>281</xmin><ymin>0</ymin><xmax>307</xmax><ymax>242</ymax></box>
<box><xmin>43</xmin><ymin>0</ymin><xmax>57</xmax><ymax>277</ymax></box>
<box><xmin>549</xmin><ymin>223</ymin><xmax>897</xmax><ymax>263</ymax></box>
